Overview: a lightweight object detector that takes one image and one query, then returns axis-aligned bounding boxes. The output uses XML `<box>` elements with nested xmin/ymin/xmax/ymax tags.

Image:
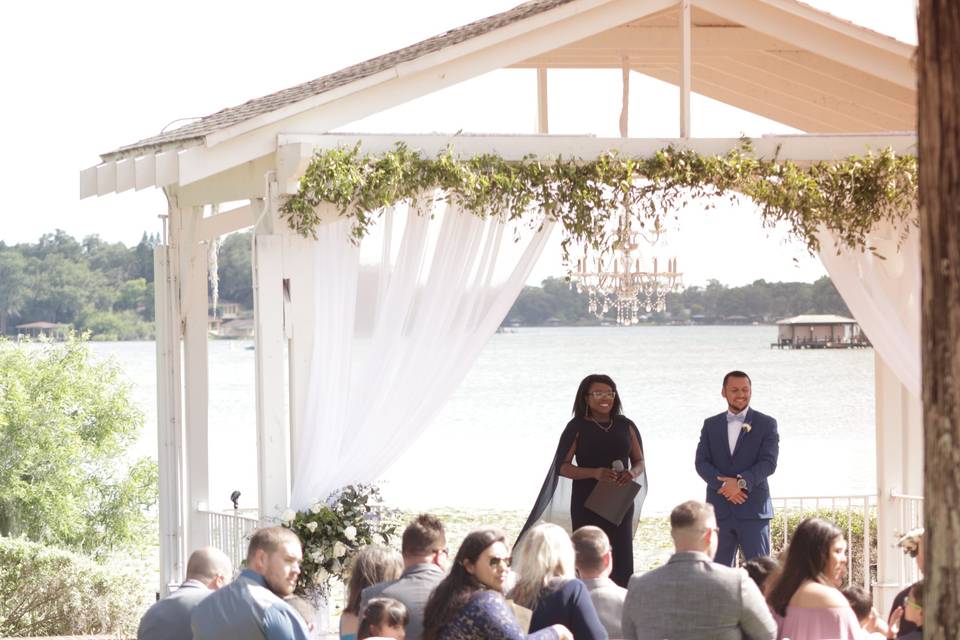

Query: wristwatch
<box><xmin>736</xmin><ymin>475</ymin><xmax>748</xmax><ymax>490</ymax></box>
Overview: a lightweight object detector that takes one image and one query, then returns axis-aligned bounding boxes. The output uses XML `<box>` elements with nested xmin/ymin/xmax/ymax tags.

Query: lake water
<box><xmin>92</xmin><ymin>325</ymin><xmax>875</xmax><ymax>516</ymax></box>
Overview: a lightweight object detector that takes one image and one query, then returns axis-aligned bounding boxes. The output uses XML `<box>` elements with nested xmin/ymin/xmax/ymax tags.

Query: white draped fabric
<box><xmin>815</xmin><ymin>220</ymin><xmax>921</xmax><ymax>398</ymax></box>
<box><xmin>290</xmin><ymin>194</ymin><xmax>554</xmax><ymax>507</ymax></box>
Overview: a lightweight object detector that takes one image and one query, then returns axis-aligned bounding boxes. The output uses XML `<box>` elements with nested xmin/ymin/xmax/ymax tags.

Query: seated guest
<box><xmin>422</xmin><ymin>527</ymin><xmax>572</xmax><ymax>640</ymax></box>
<box><xmin>358</xmin><ymin>597</ymin><xmax>409</xmax><ymax>639</ymax></box>
<box><xmin>138</xmin><ymin>546</ymin><xmax>233</xmax><ymax>640</ymax></box>
<box><xmin>766</xmin><ymin>517</ymin><xmax>861</xmax><ymax>640</ymax></box>
<box><xmin>509</xmin><ymin>523</ymin><xmax>606</xmax><ymax>639</ymax></box>
<box><xmin>622</xmin><ymin>500</ymin><xmax>776</xmax><ymax>640</ymax></box>
<box><xmin>841</xmin><ymin>585</ymin><xmax>897</xmax><ymax>639</ymax></box>
<box><xmin>889</xmin><ymin>529</ymin><xmax>924</xmax><ymax>637</ymax></box>
<box><xmin>896</xmin><ymin>581</ymin><xmax>923</xmax><ymax>640</ymax></box>
<box><xmin>285</xmin><ymin>595</ymin><xmax>318</xmax><ymax>639</ymax></box>
<box><xmin>342</xmin><ymin>545</ymin><xmax>404</xmax><ymax>640</ymax></box>
<box><xmin>572</xmin><ymin>526</ymin><xmax>626</xmax><ymax>639</ymax></box>
<box><xmin>192</xmin><ymin>527</ymin><xmax>310</xmax><ymax>640</ymax></box>
<box><xmin>362</xmin><ymin>514</ymin><xmax>448</xmax><ymax>640</ymax></box>
<box><xmin>743</xmin><ymin>556</ymin><xmax>780</xmax><ymax>597</ymax></box>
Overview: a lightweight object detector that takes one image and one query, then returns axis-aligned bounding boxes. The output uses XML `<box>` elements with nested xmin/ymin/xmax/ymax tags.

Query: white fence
<box><xmin>200</xmin><ymin>508</ymin><xmax>261</xmax><ymax>573</ymax></box>
<box><xmin>890</xmin><ymin>492</ymin><xmax>924</xmax><ymax>587</ymax></box>
<box><xmin>771</xmin><ymin>494</ymin><xmax>877</xmax><ymax>590</ymax></box>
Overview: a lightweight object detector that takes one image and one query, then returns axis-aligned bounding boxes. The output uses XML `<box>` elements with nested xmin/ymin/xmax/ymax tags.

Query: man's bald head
<box><xmin>186</xmin><ymin>546</ymin><xmax>233</xmax><ymax>589</ymax></box>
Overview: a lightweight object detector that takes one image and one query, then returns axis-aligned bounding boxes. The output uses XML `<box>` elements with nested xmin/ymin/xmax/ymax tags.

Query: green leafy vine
<box><xmin>280</xmin><ymin>141</ymin><xmax>916</xmax><ymax>259</ymax></box>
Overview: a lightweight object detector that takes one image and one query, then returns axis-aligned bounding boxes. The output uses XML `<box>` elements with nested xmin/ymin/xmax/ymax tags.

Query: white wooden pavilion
<box><xmin>80</xmin><ymin>0</ymin><xmax>922</xmax><ymax>612</ymax></box>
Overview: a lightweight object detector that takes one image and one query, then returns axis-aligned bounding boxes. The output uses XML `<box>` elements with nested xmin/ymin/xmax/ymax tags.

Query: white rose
<box><xmin>306</xmin><ymin>521</ymin><xmax>318</xmax><ymax>533</ymax></box>
<box><xmin>310</xmin><ymin>550</ymin><xmax>324</xmax><ymax>564</ymax></box>
<box><xmin>313</xmin><ymin>567</ymin><xmax>329</xmax><ymax>584</ymax></box>
<box><xmin>281</xmin><ymin>509</ymin><xmax>297</xmax><ymax>524</ymax></box>
<box><xmin>343</xmin><ymin>525</ymin><xmax>357</xmax><ymax>541</ymax></box>
<box><xmin>310</xmin><ymin>502</ymin><xmax>323</xmax><ymax>514</ymax></box>
<box><xmin>333</xmin><ymin>542</ymin><xmax>347</xmax><ymax>558</ymax></box>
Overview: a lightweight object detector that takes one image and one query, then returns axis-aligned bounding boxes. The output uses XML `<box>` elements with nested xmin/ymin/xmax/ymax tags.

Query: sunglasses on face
<box><xmin>587</xmin><ymin>391</ymin><xmax>616</xmax><ymax>399</ymax></box>
<box><xmin>488</xmin><ymin>555</ymin><xmax>512</xmax><ymax>569</ymax></box>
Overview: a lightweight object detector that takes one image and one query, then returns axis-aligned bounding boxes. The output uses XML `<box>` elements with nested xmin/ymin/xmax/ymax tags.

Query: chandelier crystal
<box><xmin>569</xmin><ymin>210</ymin><xmax>683</xmax><ymax>326</ymax></box>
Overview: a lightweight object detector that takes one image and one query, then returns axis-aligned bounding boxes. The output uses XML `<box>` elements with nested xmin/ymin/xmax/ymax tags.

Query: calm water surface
<box><xmin>93</xmin><ymin>325</ymin><xmax>875</xmax><ymax>516</ymax></box>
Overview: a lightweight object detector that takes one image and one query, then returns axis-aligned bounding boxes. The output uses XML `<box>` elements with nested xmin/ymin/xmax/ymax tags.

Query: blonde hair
<box><xmin>509</xmin><ymin>523</ymin><xmax>576</xmax><ymax>609</ymax></box>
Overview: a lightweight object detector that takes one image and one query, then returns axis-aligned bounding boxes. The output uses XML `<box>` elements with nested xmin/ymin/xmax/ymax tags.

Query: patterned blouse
<box><xmin>438</xmin><ymin>590</ymin><xmax>559</xmax><ymax>640</ymax></box>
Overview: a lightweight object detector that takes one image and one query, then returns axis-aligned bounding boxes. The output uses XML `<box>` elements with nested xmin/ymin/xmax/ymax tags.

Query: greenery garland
<box><xmin>281</xmin><ymin>141</ymin><xmax>917</xmax><ymax>259</ymax></box>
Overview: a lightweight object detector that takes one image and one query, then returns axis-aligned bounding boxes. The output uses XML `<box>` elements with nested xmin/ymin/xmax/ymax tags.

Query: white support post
<box><xmin>155</xmin><ymin>206</ymin><xmax>186</xmax><ymax>595</ymax></box>
<box><xmin>180</xmin><ymin>206</ymin><xmax>211</xmax><ymax>554</ymax></box>
<box><xmin>873</xmin><ymin>353</ymin><xmax>924</xmax><ymax>615</ymax></box>
<box><xmin>619</xmin><ymin>55</ymin><xmax>630</xmax><ymax>138</ymax></box>
<box><xmin>537</xmin><ymin>67</ymin><xmax>549</xmax><ymax>134</ymax></box>
<box><xmin>679</xmin><ymin>0</ymin><xmax>692</xmax><ymax>138</ymax></box>
<box><xmin>253</xmin><ymin>186</ymin><xmax>292</xmax><ymax>520</ymax></box>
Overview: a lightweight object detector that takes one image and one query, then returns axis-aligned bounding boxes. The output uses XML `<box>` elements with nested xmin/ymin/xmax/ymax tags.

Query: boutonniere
<box><xmin>741</xmin><ymin>423</ymin><xmax>752</xmax><ymax>433</ymax></box>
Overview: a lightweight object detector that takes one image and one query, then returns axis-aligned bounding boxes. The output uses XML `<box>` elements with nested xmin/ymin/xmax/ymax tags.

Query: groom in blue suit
<box><xmin>695</xmin><ymin>371</ymin><xmax>779</xmax><ymax>566</ymax></box>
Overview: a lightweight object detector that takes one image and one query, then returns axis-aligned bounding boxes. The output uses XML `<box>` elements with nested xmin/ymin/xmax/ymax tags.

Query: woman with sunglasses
<box><xmin>509</xmin><ymin>524</ymin><xmax>607</xmax><ymax>639</ymax></box>
<box><xmin>422</xmin><ymin>528</ymin><xmax>572</xmax><ymax>640</ymax></box>
<box><xmin>519</xmin><ymin>374</ymin><xmax>647</xmax><ymax>588</ymax></box>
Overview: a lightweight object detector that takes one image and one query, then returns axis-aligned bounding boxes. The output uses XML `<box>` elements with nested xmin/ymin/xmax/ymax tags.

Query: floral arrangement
<box><xmin>895</xmin><ymin>527</ymin><xmax>924</xmax><ymax>558</ymax></box>
<box><xmin>280</xmin><ymin>483</ymin><xmax>400</xmax><ymax>597</ymax></box>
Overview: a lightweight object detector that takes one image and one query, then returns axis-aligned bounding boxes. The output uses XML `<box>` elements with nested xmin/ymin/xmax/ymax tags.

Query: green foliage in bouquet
<box><xmin>281</xmin><ymin>484</ymin><xmax>400</xmax><ymax>597</ymax></box>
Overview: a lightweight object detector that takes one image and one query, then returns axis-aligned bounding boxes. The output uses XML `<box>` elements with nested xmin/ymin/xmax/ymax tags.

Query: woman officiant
<box><xmin>518</xmin><ymin>374</ymin><xmax>647</xmax><ymax>587</ymax></box>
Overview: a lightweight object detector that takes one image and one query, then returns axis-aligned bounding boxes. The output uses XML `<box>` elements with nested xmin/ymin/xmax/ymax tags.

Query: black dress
<box><xmin>518</xmin><ymin>415</ymin><xmax>647</xmax><ymax>589</ymax></box>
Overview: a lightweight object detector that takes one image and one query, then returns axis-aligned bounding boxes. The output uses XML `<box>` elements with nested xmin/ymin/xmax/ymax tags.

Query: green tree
<box><xmin>0</xmin><ymin>250</ymin><xmax>28</xmax><ymax>334</ymax></box>
<box><xmin>0</xmin><ymin>335</ymin><xmax>158</xmax><ymax>555</ymax></box>
<box><xmin>217</xmin><ymin>231</ymin><xmax>253</xmax><ymax>308</ymax></box>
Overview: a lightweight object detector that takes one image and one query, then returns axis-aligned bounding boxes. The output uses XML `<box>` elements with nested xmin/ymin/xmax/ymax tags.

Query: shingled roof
<box><xmin>103</xmin><ymin>0</ymin><xmax>577</xmax><ymax>160</ymax></box>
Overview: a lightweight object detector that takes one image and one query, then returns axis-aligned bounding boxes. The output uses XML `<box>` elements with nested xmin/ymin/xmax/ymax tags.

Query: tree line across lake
<box><xmin>0</xmin><ymin>230</ymin><xmax>849</xmax><ymax>339</ymax></box>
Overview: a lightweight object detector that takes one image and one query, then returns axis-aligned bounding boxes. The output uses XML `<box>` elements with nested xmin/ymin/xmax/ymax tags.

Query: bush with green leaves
<box><xmin>770</xmin><ymin>506</ymin><xmax>878</xmax><ymax>587</ymax></box>
<box><xmin>0</xmin><ymin>334</ymin><xmax>158</xmax><ymax>556</ymax></box>
<box><xmin>0</xmin><ymin>535</ymin><xmax>149</xmax><ymax>637</ymax></box>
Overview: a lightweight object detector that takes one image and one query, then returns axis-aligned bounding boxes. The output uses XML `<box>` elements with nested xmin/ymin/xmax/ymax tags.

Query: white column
<box><xmin>679</xmin><ymin>0</ymin><xmax>692</xmax><ymax>138</ymax></box>
<box><xmin>537</xmin><ymin>67</ymin><xmax>549</xmax><ymax>134</ymax></box>
<box><xmin>253</xmin><ymin>187</ymin><xmax>292</xmax><ymax>520</ymax></box>
<box><xmin>180</xmin><ymin>206</ymin><xmax>211</xmax><ymax>554</ymax></box>
<box><xmin>874</xmin><ymin>352</ymin><xmax>924</xmax><ymax>615</ymax></box>
<box><xmin>154</xmin><ymin>212</ymin><xmax>185</xmax><ymax>595</ymax></box>
<box><xmin>620</xmin><ymin>55</ymin><xmax>630</xmax><ymax>138</ymax></box>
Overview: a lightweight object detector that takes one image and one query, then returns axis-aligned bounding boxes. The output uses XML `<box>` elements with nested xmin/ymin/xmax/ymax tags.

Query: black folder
<box><xmin>584</xmin><ymin>479</ymin><xmax>641</xmax><ymax>526</ymax></box>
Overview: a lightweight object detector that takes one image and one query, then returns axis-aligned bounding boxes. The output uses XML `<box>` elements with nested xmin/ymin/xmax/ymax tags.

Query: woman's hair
<box><xmin>422</xmin><ymin>527</ymin><xmax>505</xmax><ymax>640</ymax></box>
<box><xmin>572</xmin><ymin>374</ymin><xmax>623</xmax><ymax>418</ymax></box>
<box><xmin>358</xmin><ymin>597</ymin><xmax>409</xmax><ymax>639</ymax></box>
<box><xmin>743</xmin><ymin>556</ymin><xmax>780</xmax><ymax>594</ymax></box>
<box><xmin>345</xmin><ymin>545</ymin><xmax>403</xmax><ymax>615</ymax></box>
<box><xmin>766</xmin><ymin>517</ymin><xmax>844</xmax><ymax>616</ymax></box>
<box><xmin>509</xmin><ymin>523</ymin><xmax>576</xmax><ymax>609</ymax></box>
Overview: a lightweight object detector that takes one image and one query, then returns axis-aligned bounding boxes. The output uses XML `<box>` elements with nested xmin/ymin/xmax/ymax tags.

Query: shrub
<box><xmin>0</xmin><ymin>536</ymin><xmax>149</xmax><ymax>637</ymax></box>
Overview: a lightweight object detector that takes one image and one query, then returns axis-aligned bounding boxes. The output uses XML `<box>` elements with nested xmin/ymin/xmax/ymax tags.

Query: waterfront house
<box><xmin>775</xmin><ymin>314</ymin><xmax>867</xmax><ymax>348</ymax></box>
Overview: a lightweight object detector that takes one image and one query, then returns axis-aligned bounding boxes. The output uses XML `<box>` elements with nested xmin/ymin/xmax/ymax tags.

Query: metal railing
<box><xmin>771</xmin><ymin>494</ymin><xmax>877</xmax><ymax>590</ymax></box>
<box><xmin>200</xmin><ymin>508</ymin><xmax>261</xmax><ymax>573</ymax></box>
<box><xmin>890</xmin><ymin>492</ymin><xmax>924</xmax><ymax>587</ymax></box>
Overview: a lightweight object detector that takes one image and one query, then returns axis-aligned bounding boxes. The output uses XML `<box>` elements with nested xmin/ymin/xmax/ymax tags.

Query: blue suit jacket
<box><xmin>695</xmin><ymin>408</ymin><xmax>779</xmax><ymax>520</ymax></box>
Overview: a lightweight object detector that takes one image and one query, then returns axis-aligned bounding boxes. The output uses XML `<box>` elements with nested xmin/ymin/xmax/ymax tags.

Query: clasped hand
<box><xmin>717</xmin><ymin>476</ymin><xmax>747</xmax><ymax>504</ymax></box>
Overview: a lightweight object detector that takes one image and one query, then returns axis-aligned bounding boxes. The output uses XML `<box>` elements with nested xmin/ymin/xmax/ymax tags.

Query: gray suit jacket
<box><xmin>621</xmin><ymin>551</ymin><xmax>776</xmax><ymax>640</ymax></box>
<box><xmin>360</xmin><ymin>563</ymin><xmax>444</xmax><ymax>640</ymax></box>
<box><xmin>583</xmin><ymin>577</ymin><xmax>627</xmax><ymax>639</ymax></box>
<box><xmin>138</xmin><ymin>580</ymin><xmax>211</xmax><ymax>640</ymax></box>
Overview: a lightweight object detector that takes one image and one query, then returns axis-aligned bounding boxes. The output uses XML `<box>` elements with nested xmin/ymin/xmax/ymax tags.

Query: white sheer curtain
<box><xmin>290</xmin><ymin>193</ymin><xmax>554</xmax><ymax>506</ymax></box>
<box><xmin>816</xmin><ymin>220</ymin><xmax>921</xmax><ymax>398</ymax></box>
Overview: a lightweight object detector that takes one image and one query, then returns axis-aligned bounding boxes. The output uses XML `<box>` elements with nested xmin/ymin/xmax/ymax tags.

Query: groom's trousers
<box><xmin>715</xmin><ymin>516</ymin><xmax>771</xmax><ymax>566</ymax></box>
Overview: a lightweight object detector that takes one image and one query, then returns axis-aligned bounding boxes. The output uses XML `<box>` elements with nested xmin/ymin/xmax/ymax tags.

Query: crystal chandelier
<box><xmin>569</xmin><ymin>210</ymin><xmax>683</xmax><ymax>326</ymax></box>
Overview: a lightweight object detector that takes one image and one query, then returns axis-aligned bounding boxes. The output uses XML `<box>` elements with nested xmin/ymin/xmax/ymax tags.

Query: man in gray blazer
<box><xmin>622</xmin><ymin>501</ymin><xmax>777</xmax><ymax>640</ymax></box>
<box><xmin>573</xmin><ymin>526</ymin><xmax>627</xmax><ymax>639</ymax></box>
<box><xmin>361</xmin><ymin>514</ymin><xmax>447</xmax><ymax>640</ymax></box>
<box><xmin>138</xmin><ymin>547</ymin><xmax>232</xmax><ymax>640</ymax></box>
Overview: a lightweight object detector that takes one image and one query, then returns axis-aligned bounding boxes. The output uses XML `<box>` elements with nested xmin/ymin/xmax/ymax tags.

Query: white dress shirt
<box><xmin>726</xmin><ymin>408</ymin><xmax>748</xmax><ymax>455</ymax></box>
